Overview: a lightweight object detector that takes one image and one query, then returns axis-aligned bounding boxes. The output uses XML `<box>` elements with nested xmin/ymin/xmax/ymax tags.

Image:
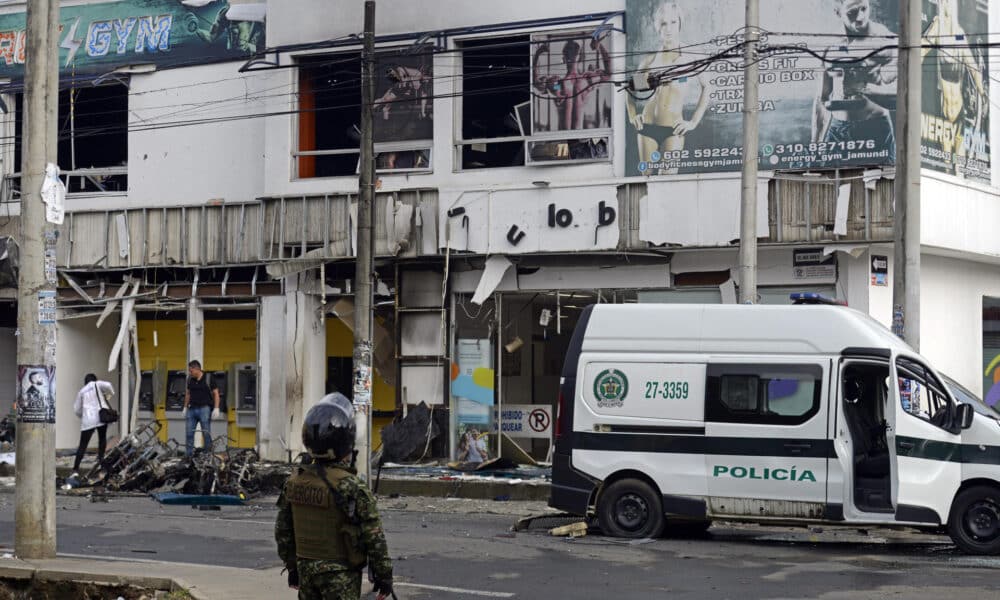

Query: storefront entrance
<box><xmin>451</xmin><ymin>290</ymin><xmax>628</xmax><ymax>462</ymax></box>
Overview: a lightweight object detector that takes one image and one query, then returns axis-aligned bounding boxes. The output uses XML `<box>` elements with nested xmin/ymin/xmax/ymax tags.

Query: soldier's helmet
<box><xmin>302</xmin><ymin>393</ymin><xmax>357</xmax><ymax>459</ymax></box>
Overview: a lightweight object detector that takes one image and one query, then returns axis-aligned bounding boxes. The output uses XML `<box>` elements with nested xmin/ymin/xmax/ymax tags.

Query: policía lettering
<box><xmin>712</xmin><ymin>465</ymin><xmax>817</xmax><ymax>482</ymax></box>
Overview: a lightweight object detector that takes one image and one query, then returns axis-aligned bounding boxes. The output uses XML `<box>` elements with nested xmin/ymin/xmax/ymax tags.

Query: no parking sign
<box><xmin>497</xmin><ymin>404</ymin><xmax>552</xmax><ymax>439</ymax></box>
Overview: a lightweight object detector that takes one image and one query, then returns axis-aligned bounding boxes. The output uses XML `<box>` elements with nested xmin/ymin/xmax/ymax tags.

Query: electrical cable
<box><xmin>0</xmin><ymin>35</ymin><xmax>996</xmax><ymax>152</ymax></box>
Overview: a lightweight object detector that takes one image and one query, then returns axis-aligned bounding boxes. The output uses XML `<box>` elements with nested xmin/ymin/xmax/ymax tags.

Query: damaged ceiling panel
<box><xmin>266</xmin><ymin>190</ymin><xmax>431</xmax><ymax>262</ymax></box>
<box><xmin>640</xmin><ymin>179</ymin><xmax>768</xmax><ymax>247</ymax></box>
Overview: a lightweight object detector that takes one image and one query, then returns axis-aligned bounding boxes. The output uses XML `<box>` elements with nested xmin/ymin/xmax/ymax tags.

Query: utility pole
<box><xmin>737</xmin><ymin>0</ymin><xmax>760</xmax><ymax>304</ymax></box>
<box><xmin>892</xmin><ymin>0</ymin><xmax>921</xmax><ymax>350</ymax></box>
<box><xmin>352</xmin><ymin>0</ymin><xmax>376</xmax><ymax>483</ymax></box>
<box><xmin>15</xmin><ymin>0</ymin><xmax>59</xmax><ymax>558</ymax></box>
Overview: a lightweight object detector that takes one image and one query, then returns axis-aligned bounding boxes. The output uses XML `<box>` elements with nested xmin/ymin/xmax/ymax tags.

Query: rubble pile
<box><xmin>380</xmin><ymin>402</ymin><xmax>448</xmax><ymax>462</ymax></box>
<box><xmin>73</xmin><ymin>422</ymin><xmax>291</xmax><ymax>497</ymax></box>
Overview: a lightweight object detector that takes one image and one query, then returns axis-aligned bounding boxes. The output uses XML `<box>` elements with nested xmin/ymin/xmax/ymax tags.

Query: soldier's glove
<box><xmin>373</xmin><ymin>576</ymin><xmax>393</xmax><ymax>596</ymax></box>
<box><xmin>287</xmin><ymin>568</ymin><xmax>299</xmax><ymax>589</ymax></box>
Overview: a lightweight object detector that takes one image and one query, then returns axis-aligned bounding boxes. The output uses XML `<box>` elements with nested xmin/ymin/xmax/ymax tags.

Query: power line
<box><xmin>0</xmin><ymin>38</ymin><xmax>992</xmax><ymax>151</ymax></box>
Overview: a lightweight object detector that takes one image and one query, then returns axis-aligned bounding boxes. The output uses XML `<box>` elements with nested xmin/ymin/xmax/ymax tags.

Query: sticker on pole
<box><xmin>17</xmin><ymin>365</ymin><xmax>54</xmax><ymax>423</ymax></box>
<box><xmin>44</xmin><ymin>231</ymin><xmax>58</xmax><ymax>285</ymax></box>
<box><xmin>352</xmin><ymin>365</ymin><xmax>372</xmax><ymax>406</ymax></box>
<box><xmin>38</xmin><ymin>290</ymin><xmax>56</xmax><ymax>324</ymax></box>
<box><xmin>497</xmin><ymin>404</ymin><xmax>552</xmax><ymax>439</ymax></box>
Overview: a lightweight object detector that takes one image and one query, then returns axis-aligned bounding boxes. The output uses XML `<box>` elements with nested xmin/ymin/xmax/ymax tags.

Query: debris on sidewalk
<box><xmin>376</xmin><ymin>460</ymin><xmax>551</xmax><ymax>488</ymax></box>
<box><xmin>513</xmin><ymin>511</ymin><xmax>584</xmax><ymax>531</ymax></box>
<box><xmin>447</xmin><ymin>457</ymin><xmax>518</xmax><ymax>472</ymax></box>
<box><xmin>153</xmin><ymin>491</ymin><xmax>248</xmax><ymax>506</ymax></box>
<box><xmin>380</xmin><ymin>402</ymin><xmax>448</xmax><ymax>462</ymax></box>
<box><xmin>65</xmin><ymin>422</ymin><xmax>291</xmax><ymax>499</ymax></box>
<box><xmin>549</xmin><ymin>521</ymin><xmax>588</xmax><ymax>538</ymax></box>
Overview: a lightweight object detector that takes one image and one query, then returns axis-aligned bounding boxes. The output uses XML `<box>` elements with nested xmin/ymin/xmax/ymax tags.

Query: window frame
<box><xmin>11</xmin><ymin>82</ymin><xmax>129</xmax><ymax>194</ymax></box>
<box><xmin>705</xmin><ymin>363</ymin><xmax>824</xmax><ymax>426</ymax></box>
<box><xmin>292</xmin><ymin>47</ymin><xmax>434</xmax><ymax>180</ymax></box>
<box><xmin>453</xmin><ymin>28</ymin><xmax>613</xmax><ymax>171</ymax></box>
<box><xmin>895</xmin><ymin>356</ymin><xmax>956</xmax><ymax>431</ymax></box>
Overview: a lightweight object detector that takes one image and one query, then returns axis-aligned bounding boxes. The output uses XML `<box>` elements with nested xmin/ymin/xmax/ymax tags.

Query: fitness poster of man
<box><xmin>624</xmin><ymin>0</ymin><xmax>989</xmax><ymax>184</ymax></box>
<box><xmin>372</xmin><ymin>47</ymin><xmax>433</xmax><ymax>145</ymax></box>
<box><xmin>921</xmin><ymin>0</ymin><xmax>990</xmax><ymax>182</ymax></box>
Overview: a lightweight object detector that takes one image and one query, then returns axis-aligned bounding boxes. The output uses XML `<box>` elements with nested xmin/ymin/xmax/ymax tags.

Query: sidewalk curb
<box><xmin>0</xmin><ymin>560</ymin><xmax>185</xmax><ymax>595</ymax></box>
<box><xmin>34</xmin><ymin>567</ymin><xmax>178</xmax><ymax>592</ymax></box>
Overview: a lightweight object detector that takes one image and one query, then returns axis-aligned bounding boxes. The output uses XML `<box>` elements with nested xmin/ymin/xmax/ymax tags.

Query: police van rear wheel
<box><xmin>948</xmin><ymin>485</ymin><xmax>1000</xmax><ymax>555</ymax></box>
<box><xmin>597</xmin><ymin>478</ymin><xmax>665</xmax><ymax>538</ymax></box>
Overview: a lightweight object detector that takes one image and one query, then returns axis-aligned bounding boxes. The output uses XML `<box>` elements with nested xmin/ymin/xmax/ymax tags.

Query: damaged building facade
<box><xmin>1</xmin><ymin>0</ymin><xmax>999</xmax><ymax>462</ymax></box>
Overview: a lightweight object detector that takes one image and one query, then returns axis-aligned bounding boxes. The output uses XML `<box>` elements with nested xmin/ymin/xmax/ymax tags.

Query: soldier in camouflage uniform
<box><xmin>276</xmin><ymin>393</ymin><xmax>394</xmax><ymax>600</ymax></box>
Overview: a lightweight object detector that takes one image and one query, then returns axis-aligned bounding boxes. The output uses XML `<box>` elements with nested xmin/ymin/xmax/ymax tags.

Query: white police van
<box><xmin>548</xmin><ymin>299</ymin><xmax>1000</xmax><ymax>554</ymax></box>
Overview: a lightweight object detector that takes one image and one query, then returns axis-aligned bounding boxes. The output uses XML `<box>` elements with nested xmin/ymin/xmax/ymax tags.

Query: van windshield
<box><xmin>942</xmin><ymin>374</ymin><xmax>1000</xmax><ymax>420</ymax></box>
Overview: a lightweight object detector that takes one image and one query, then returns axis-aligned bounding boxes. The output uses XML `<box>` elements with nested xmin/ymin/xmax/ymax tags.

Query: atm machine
<box><xmin>164</xmin><ymin>370</ymin><xmax>188</xmax><ymax>445</ymax></box>
<box><xmin>138</xmin><ymin>373</ymin><xmax>154</xmax><ymax>412</ymax></box>
<box><xmin>227</xmin><ymin>363</ymin><xmax>257</xmax><ymax>449</ymax></box>
<box><xmin>136</xmin><ymin>362</ymin><xmax>168</xmax><ymax>441</ymax></box>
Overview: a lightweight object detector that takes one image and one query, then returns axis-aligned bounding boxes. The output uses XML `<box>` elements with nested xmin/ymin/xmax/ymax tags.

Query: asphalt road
<box><xmin>0</xmin><ymin>492</ymin><xmax>1000</xmax><ymax>599</ymax></box>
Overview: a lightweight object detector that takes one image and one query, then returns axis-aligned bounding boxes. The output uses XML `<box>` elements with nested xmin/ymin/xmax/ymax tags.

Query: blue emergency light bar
<box><xmin>790</xmin><ymin>292</ymin><xmax>848</xmax><ymax>306</ymax></box>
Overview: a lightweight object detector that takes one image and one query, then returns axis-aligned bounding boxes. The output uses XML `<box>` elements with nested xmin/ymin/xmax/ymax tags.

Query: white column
<box><xmin>257</xmin><ymin>275</ymin><xmax>325</xmax><ymax>461</ymax></box>
<box><xmin>186</xmin><ymin>297</ymin><xmax>204</xmax><ymax>365</ymax></box>
<box><xmin>257</xmin><ymin>295</ymin><xmax>287</xmax><ymax>461</ymax></box>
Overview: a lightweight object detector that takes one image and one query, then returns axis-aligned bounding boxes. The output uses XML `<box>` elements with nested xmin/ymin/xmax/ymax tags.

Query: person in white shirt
<box><xmin>72</xmin><ymin>373</ymin><xmax>114</xmax><ymax>475</ymax></box>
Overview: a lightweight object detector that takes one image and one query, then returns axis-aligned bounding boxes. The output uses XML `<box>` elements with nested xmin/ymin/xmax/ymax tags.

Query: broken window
<box><xmin>296</xmin><ymin>47</ymin><xmax>434</xmax><ymax>178</ymax></box>
<box><xmin>458</xmin><ymin>30</ymin><xmax>612</xmax><ymax>170</ymax></box>
<box><xmin>14</xmin><ymin>82</ymin><xmax>128</xmax><ymax>193</ymax></box>
<box><xmin>459</xmin><ymin>36</ymin><xmax>530</xmax><ymax>169</ymax></box>
<box><xmin>526</xmin><ymin>29</ymin><xmax>612</xmax><ymax>165</ymax></box>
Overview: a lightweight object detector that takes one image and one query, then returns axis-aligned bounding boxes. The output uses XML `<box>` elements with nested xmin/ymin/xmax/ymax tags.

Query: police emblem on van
<box><xmin>594</xmin><ymin>369</ymin><xmax>628</xmax><ymax>408</ymax></box>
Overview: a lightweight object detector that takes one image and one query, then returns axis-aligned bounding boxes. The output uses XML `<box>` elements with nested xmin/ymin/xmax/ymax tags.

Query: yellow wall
<box><xmin>205</xmin><ymin>319</ymin><xmax>258</xmax><ymax>449</ymax></box>
<box><xmin>326</xmin><ymin>318</ymin><xmax>395</xmax><ymax>449</ymax></box>
<box><xmin>136</xmin><ymin>319</ymin><xmax>257</xmax><ymax>369</ymax></box>
<box><xmin>139</xmin><ymin>316</ymin><xmax>394</xmax><ymax>449</ymax></box>
<box><xmin>137</xmin><ymin>319</ymin><xmax>187</xmax><ymax>442</ymax></box>
<box><xmin>137</xmin><ymin>319</ymin><xmax>187</xmax><ymax>370</ymax></box>
<box><xmin>204</xmin><ymin>319</ymin><xmax>257</xmax><ymax>369</ymax></box>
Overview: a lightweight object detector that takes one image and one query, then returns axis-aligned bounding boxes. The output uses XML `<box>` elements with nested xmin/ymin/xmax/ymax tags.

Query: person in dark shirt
<box><xmin>183</xmin><ymin>359</ymin><xmax>220</xmax><ymax>456</ymax></box>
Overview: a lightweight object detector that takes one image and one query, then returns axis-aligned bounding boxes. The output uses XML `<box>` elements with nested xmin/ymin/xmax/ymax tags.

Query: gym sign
<box><xmin>0</xmin><ymin>0</ymin><xmax>265</xmax><ymax>80</ymax></box>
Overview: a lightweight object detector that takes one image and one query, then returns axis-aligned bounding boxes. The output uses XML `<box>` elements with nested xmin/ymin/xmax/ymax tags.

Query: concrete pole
<box><xmin>352</xmin><ymin>0</ymin><xmax>376</xmax><ymax>483</ymax></box>
<box><xmin>892</xmin><ymin>0</ymin><xmax>921</xmax><ymax>350</ymax></box>
<box><xmin>15</xmin><ymin>0</ymin><xmax>59</xmax><ymax>559</ymax></box>
<box><xmin>737</xmin><ymin>0</ymin><xmax>760</xmax><ymax>304</ymax></box>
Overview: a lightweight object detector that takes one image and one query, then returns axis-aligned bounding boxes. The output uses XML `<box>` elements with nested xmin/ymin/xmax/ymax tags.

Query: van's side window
<box><xmin>896</xmin><ymin>357</ymin><xmax>952</xmax><ymax>429</ymax></box>
<box><xmin>705</xmin><ymin>364</ymin><xmax>823</xmax><ymax>425</ymax></box>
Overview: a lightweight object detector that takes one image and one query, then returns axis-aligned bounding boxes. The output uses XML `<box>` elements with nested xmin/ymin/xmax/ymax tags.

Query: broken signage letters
<box><xmin>505</xmin><ymin>200</ymin><xmax>617</xmax><ymax>247</ymax></box>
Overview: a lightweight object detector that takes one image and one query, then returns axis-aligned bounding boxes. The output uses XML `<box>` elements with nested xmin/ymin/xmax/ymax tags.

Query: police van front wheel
<box><xmin>948</xmin><ymin>485</ymin><xmax>1000</xmax><ymax>555</ymax></box>
<box><xmin>597</xmin><ymin>478</ymin><xmax>665</xmax><ymax>538</ymax></box>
